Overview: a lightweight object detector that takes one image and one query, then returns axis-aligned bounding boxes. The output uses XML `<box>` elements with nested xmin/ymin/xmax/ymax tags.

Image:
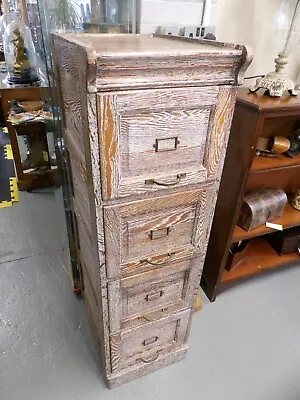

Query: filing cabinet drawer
<box><xmin>104</xmin><ymin>186</ymin><xmax>214</xmax><ymax>279</ymax></box>
<box><xmin>109</xmin><ymin>309</ymin><xmax>191</xmax><ymax>373</ymax></box>
<box><xmin>108</xmin><ymin>257</ymin><xmax>201</xmax><ymax>332</ymax></box>
<box><xmin>97</xmin><ymin>86</ymin><xmax>221</xmax><ymax>200</ymax></box>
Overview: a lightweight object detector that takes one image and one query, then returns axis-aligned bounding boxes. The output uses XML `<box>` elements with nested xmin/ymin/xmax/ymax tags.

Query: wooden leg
<box><xmin>193</xmin><ymin>288</ymin><xmax>202</xmax><ymax>312</ymax></box>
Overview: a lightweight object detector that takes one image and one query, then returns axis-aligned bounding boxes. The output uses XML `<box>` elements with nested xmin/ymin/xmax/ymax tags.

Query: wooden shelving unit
<box><xmin>251</xmin><ymin>153</ymin><xmax>300</xmax><ymax>172</ymax></box>
<box><xmin>201</xmin><ymin>88</ymin><xmax>300</xmax><ymax>301</ymax></box>
<box><xmin>221</xmin><ymin>238</ymin><xmax>300</xmax><ymax>285</ymax></box>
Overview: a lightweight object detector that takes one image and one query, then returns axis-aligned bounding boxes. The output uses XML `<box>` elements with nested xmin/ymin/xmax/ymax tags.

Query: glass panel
<box><xmin>32</xmin><ymin>0</ymin><xmax>137</xmax><ymax>288</ymax></box>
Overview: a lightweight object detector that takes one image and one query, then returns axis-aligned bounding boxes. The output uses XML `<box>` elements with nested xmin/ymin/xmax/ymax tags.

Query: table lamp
<box><xmin>249</xmin><ymin>0</ymin><xmax>300</xmax><ymax>97</ymax></box>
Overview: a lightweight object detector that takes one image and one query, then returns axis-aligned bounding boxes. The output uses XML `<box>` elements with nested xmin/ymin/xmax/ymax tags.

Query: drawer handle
<box><xmin>149</xmin><ymin>227</ymin><xmax>170</xmax><ymax>240</ymax></box>
<box><xmin>143</xmin><ymin>336</ymin><xmax>159</xmax><ymax>346</ymax></box>
<box><xmin>153</xmin><ymin>137</ymin><xmax>180</xmax><ymax>152</ymax></box>
<box><xmin>140</xmin><ymin>351</ymin><xmax>160</xmax><ymax>364</ymax></box>
<box><xmin>138</xmin><ymin>308</ymin><xmax>168</xmax><ymax>322</ymax></box>
<box><xmin>140</xmin><ymin>252</ymin><xmax>175</xmax><ymax>266</ymax></box>
<box><xmin>145</xmin><ymin>173</ymin><xmax>186</xmax><ymax>187</ymax></box>
<box><xmin>145</xmin><ymin>290</ymin><xmax>164</xmax><ymax>302</ymax></box>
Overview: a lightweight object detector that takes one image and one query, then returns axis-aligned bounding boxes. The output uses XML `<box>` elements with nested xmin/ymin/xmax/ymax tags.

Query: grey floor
<box><xmin>1</xmin><ymin>188</ymin><xmax>300</xmax><ymax>400</ymax></box>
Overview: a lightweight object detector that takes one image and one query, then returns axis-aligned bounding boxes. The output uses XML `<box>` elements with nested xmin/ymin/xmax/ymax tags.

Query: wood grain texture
<box><xmin>108</xmin><ymin>257</ymin><xmax>199</xmax><ymax>333</ymax></box>
<box><xmin>201</xmin><ymin>101</ymin><xmax>262</xmax><ymax>301</ymax></box>
<box><xmin>0</xmin><ymin>87</ymin><xmax>57</xmax><ymax>191</ymax></box>
<box><xmin>104</xmin><ymin>186</ymin><xmax>213</xmax><ymax>279</ymax></box>
<box><xmin>106</xmin><ymin>345</ymin><xmax>188</xmax><ymax>388</ymax></box>
<box><xmin>53</xmin><ymin>36</ymin><xmax>111</xmax><ymax>377</ymax></box>
<box><xmin>52</xmin><ymin>33</ymin><xmax>249</xmax><ymax>387</ymax></box>
<box><xmin>97</xmin><ymin>88</ymin><xmax>218</xmax><ymax>200</ymax></box>
<box><xmin>204</xmin><ymin>86</ymin><xmax>237</xmax><ymax>179</ymax></box>
<box><xmin>86</xmin><ymin>94</ymin><xmax>113</xmax><ymax>376</ymax></box>
<box><xmin>201</xmin><ymin>88</ymin><xmax>300</xmax><ymax>301</ymax></box>
<box><xmin>109</xmin><ymin>309</ymin><xmax>191</xmax><ymax>373</ymax></box>
<box><xmin>55</xmin><ymin>33</ymin><xmax>250</xmax><ymax>92</ymax></box>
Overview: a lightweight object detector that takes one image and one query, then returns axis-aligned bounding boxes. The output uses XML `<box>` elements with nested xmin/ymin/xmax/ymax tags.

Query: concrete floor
<box><xmin>1</xmin><ymin>188</ymin><xmax>300</xmax><ymax>400</ymax></box>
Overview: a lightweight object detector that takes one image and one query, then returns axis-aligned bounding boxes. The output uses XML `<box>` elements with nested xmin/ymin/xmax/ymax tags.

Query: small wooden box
<box><xmin>238</xmin><ymin>188</ymin><xmax>287</xmax><ymax>231</ymax></box>
<box><xmin>266</xmin><ymin>227</ymin><xmax>300</xmax><ymax>255</ymax></box>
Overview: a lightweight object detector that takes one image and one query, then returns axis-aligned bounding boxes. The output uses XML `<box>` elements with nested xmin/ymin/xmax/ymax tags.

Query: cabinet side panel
<box><xmin>52</xmin><ymin>36</ymin><xmax>111</xmax><ymax>376</ymax></box>
<box><xmin>201</xmin><ymin>104</ymin><xmax>262</xmax><ymax>301</ymax></box>
<box><xmin>86</xmin><ymin>94</ymin><xmax>111</xmax><ymax>375</ymax></box>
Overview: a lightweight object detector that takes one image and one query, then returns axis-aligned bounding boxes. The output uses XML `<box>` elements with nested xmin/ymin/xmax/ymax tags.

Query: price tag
<box><xmin>265</xmin><ymin>222</ymin><xmax>283</xmax><ymax>231</ymax></box>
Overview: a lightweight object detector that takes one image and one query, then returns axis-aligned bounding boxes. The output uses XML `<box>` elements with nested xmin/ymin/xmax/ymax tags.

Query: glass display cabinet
<box><xmin>0</xmin><ymin>0</ymin><xmax>137</xmax><ymax>292</ymax></box>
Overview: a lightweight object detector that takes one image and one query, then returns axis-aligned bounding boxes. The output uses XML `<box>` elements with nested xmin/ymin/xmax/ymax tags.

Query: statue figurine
<box><xmin>6</xmin><ymin>24</ymin><xmax>39</xmax><ymax>84</ymax></box>
<box><xmin>11</xmin><ymin>28</ymin><xmax>30</xmax><ymax>77</ymax></box>
<box><xmin>285</xmin><ymin>129</ymin><xmax>300</xmax><ymax>157</ymax></box>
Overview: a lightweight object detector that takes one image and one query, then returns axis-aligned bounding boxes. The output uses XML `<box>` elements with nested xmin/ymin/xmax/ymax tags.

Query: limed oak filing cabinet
<box><xmin>52</xmin><ymin>34</ymin><xmax>251</xmax><ymax>387</ymax></box>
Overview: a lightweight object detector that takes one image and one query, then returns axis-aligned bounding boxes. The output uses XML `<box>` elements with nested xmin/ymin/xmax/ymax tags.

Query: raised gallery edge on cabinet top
<box><xmin>62</xmin><ymin>33</ymin><xmax>244</xmax><ymax>58</ymax></box>
<box><xmin>53</xmin><ymin>33</ymin><xmax>252</xmax><ymax>92</ymax></box>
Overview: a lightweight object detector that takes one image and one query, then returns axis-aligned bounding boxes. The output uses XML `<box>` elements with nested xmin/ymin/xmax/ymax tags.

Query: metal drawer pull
<box><xmin>143</xmin><ymin>336</ymin><xmax>159</xmax><ymax>346</ymax></box>
<box><xmin>149</xmin><ymin>227</ymin><xmax>170</xmax><ymax>240</ymax></box>
<box><xmin>138</xmin><ymin>308</ymin><xmax>167</xmax><ymax>322</ymax></box>
<box><xmin>140</xmin><ymin>252</ymin><xmax>175</xmax><ymax>266</ymax></box>
<box><xmin>145</xmin><ymin>290</ymin><xmax>164</xmax><ymax>302</ymax></box>
<box><xmin>145</xmin><ymin>173</ymin><xmax>186</xmax><ymax>187</ymax></box>
<box><xmin>153</xmin><ymin>136</ymin><xmax>180</xmax><ymax>152</ymax></box>
<box><xmin>140</xmin><ymin>351</ymin><xmax>160</xmax><ymax>364</ymax></box>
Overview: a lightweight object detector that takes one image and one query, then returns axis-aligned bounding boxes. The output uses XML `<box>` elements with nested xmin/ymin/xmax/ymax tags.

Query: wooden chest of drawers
<box><xmin>52</xmin><ymin>33</ymin><xmax>251</xmax><ymax>387</ymax></box>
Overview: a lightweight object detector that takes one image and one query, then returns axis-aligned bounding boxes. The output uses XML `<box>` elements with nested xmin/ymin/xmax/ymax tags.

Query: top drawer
<box><xmin>97</xmin><ymin>86</ymin><xmax>234</xmax><ymax>200</ymax></box>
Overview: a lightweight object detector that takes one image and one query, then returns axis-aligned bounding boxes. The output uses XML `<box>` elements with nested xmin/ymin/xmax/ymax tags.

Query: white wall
<box><xmin>140</xmin><ymin>0</ymin><xmax>204</xmax><ymax>34</ymax></box>
<box><xmin>215</xmin><ymin>0</ymin><xmax>300</xmax><ymax>81</ymax></box>
<box><xmin>140</xmin><ymin>0</ymin><xmax>300</xmax><ymax>81</ymax></box>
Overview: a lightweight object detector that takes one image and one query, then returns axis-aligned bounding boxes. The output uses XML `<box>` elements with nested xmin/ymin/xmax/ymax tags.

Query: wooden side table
<box><xmin>201</xmin><ymin>88</ymin><xmax>300</xmax><ymax>301</ymax></box>
<box><xmin>0</xmin><ymin>86</ymin><xmax>59</xmax><ymax>190</ymax></box>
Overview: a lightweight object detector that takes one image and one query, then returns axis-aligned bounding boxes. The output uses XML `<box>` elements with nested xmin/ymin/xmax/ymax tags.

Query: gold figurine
<box><xmin>11</xmin><ymin>28</ymin><xmax>30</xmax><ymax>76</ymax></box>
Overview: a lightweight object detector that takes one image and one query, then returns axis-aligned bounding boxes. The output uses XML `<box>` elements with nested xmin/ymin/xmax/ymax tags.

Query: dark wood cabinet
<box><xmin>201</xmin><ymin>88</ymin><xmax>300</xmax><ymax>301</ymax></box>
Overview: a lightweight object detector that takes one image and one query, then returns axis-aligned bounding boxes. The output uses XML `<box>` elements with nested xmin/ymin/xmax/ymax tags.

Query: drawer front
<box><xmin>97</xmin><ymin>86</ymin><xmax>234</xmax><ymax>200</ymax></box>
<box><xmin>108</xmin><ymin>257</ymin><xmax>201</xmax><ymax>332</ymax></box>
<box><xmin>109</xmin><ymin>309</ymin><xmax>191</xmax><ymax>373</ymax></box>
<box><xmin>104</xmin><ymin>186</ymin><xmax>215</xmax><ymax>279</ymax></box>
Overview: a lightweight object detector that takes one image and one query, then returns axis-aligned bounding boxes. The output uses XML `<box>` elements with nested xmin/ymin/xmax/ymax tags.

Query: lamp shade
<box><xmin>3</xmin><ymin>18</ymin><xmax>39</xmax><ymax>84</ymax></box>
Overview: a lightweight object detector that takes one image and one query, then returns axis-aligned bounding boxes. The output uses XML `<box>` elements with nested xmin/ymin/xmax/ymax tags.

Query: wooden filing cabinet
<box><xmin>52</xmin><ymin>33</ymin><xmax>251</xmax><ymax>387</ymax></box>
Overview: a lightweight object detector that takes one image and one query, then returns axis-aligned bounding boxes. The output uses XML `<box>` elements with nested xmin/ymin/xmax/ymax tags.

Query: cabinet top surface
<box><xmin>63</xmin><ymin>33</ymin><xmax>243</xmax><ymax>58</ymax></box>
<box><xmin>237</xmin><ymin>87</ymin><xmax>300</xmax><ymax>111</ymax></box>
